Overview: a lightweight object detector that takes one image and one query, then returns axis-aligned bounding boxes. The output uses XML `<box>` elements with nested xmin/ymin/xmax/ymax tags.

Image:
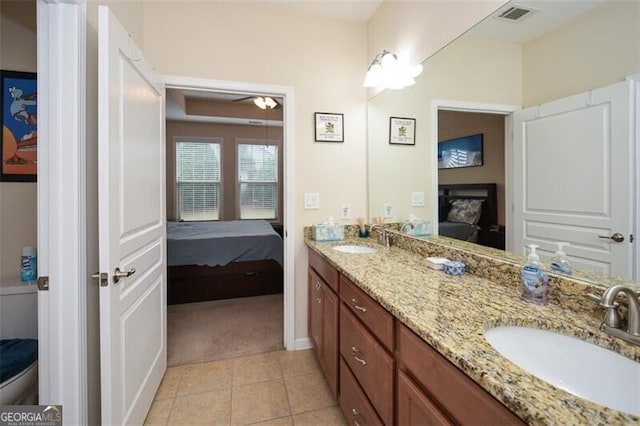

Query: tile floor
<box><xmin>145</xmin><ymin>349</ymin><xmax>347</xmax><ymax>425</ymax></box>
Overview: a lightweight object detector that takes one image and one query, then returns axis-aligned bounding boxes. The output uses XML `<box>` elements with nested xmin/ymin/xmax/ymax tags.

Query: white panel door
<box><xmin>98</xmin><ymin>6</ymin><xmax>166</xmax><ymax>424</ymax></box>
<box><xmin>512</xmin><ymin>81</ymin><xmax>634</xmax><ymax>278</ymax></box>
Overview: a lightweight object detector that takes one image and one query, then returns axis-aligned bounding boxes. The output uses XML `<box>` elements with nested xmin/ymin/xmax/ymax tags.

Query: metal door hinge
<box><xmin>91</xmin><ymin>272</ymin><xmax>109</xmax><ymax>287</ymax></box>
<box><xmin>37</xmin><ymin>276</ymin><xmax>49</xmax><ymax>291</ymax></box>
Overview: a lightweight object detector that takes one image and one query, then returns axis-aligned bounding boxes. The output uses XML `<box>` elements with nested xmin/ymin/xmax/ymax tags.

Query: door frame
<box><xmin>627</xmin><ymin>73</ymin><xmax>639</xmax><ymax>280</ymax></box>
<box><xmin>37</xmin><ymin>0</ymin><xmax>88</xmax><ymax>424</ymax></box>
<box><xmin>163</xmin><ymin>75</ymin><xmax>296</xmax><ymax>350</ymax></box>
<box><xmin>430</xmin><ymin>99</ymin><xmax>520</xmax><ymax>244</ymax></box>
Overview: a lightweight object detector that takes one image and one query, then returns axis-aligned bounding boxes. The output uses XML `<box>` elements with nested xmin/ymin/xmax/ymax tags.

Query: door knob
<box><xmin>113</xmin><ymin>267</ymin><xmax>136</xmax><ymax>284</ymax></box>
<box><xmin>598</xmin><ymin>233</ymin><xmax>625</xmax><ymax>243</ymax></box>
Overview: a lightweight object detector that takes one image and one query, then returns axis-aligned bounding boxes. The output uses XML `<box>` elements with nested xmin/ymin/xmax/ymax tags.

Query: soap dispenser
<box><xmin>521</xmin><ymin>244</ymin><xmax>549</xmax><ymax>305</ymax></box>
<box><xmin>550</xmin><ymin>242</ymin><xmax>572</xmax><ymax>275</ymax></box>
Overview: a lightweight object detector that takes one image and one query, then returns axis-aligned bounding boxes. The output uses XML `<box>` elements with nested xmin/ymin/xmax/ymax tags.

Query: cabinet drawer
<box><xmin>340</xmin><ymin>275</ymin><xmax>394</xmax><ymax>350</ymax></box>
<box><xmin>398</xmin><ymin>371</ymin><xmax>453</xmax><ymax>426</ymax></box>
<box><xmin>309</xmin><ymin>249</ymin><xmax>339</xmax><ymax>292</ymax></box>
<box><xmin>340</xmin><ymin>305</ymin><xmax>394</xmax><ymax>425</ymax></box>
<box><xmin>398</xmin><ymin>324</ymin><xmax>524</xmax><ymax>425</ymax></box>
<box><xmin>340</xmin><ymin>358</ymin><xmax>384</xmax><ymax>426</ymax></box>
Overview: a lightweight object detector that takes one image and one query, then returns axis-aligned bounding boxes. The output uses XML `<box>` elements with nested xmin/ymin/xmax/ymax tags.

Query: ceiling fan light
<box><xmin>264</xmin><ymin>97</ymin><xmax>278</xmax><ymax>109</ymax></box>
<box><xmin>254</xmin><ymin>97</ymin><xmax>267</xmax><ymax>109</ymax></box>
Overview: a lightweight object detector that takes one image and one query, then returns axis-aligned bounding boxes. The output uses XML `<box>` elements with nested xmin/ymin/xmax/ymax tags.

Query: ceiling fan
<box><xmin>232</xmin><ymin>95</ymin><xmax>282</xmax><ymax>110</ymax></box>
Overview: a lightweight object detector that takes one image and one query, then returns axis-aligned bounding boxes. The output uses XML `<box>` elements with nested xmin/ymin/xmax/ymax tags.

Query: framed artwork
<box><xmin>1</xmin><ymin>70</ymin><xmax>37</xmax><ymax>182</ymax></box>
<box><xmin>438</xmin><ymin>133</ymin><xmax>484</xmax><ymax>169</ymax></box>
<box><xmin>314</xmin><ymin>112</ymin><xmax>344</xmax><ymax>142</ymax></box>
<box><xmin>389</xmin><ymin>116</ymin><xmax>415</xmax><ymax>145</ymax></box>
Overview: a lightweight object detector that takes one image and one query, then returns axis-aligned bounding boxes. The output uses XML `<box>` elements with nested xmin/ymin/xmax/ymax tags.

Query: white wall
<box><xmin>523</xmin><ymin>0</ymin><xmax>640</xmax><ymax>106</ymax></box>
<box><xmin>142</xmin><ymin>1</ymin><xmax>368</xmax><ymax>343</ymax></box>
<box><xmin>366</xmin><ymin>0</ymin><xmax>508</xmax><ymax>96</ymax></box>
<box><xmin>0</xmin><ymin>0</ymin><xmax>37</xmax><ymax>281</ymax></box>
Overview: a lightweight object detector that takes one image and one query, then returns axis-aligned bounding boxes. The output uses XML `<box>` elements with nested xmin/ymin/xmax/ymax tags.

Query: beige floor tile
<box><xmin>168</xmin><ymin>389</ymin><xmax>231</xmax><ymax>425</ymax></box>
<box><xmin>284</xmin><ymin>373</ymin><xmax>336</xmax><ymax>415</ymax></box>
<box><xmin>249</xmin><ymin>415</ymin><xmax>294</xmax><ymax>425</ymax></box>
<box><xmin>177</xmin><ymin>358</ymin><xmax>233</xmax><ymax>396</ymax></box>
<box><xmin>292</xmin><ymin>406</ymin><xmax>347</xmax><ymax>426</ymax></box>
<box><xmin>144</xmin><ymin>399</ymin><xmax>173</xmax><ymax>425</ymax></box>
<box><xmin>233</xmin><ymin>351</ymin><xmax>283</xmax><ymax>387</ymax></box>
<box><xmin>231</xmin><ymin>379</ymin><xmax>290</xmax><ymax>425</ymax></box>
<box><xmin>278</xmin><ymin>349</ymin><xmax>321</xmax><ymax>378</ymax></box>
<box><xmin>154</xmin><ymin>366</ymin><xmax>185</xmax><ymax>400</ymax></box>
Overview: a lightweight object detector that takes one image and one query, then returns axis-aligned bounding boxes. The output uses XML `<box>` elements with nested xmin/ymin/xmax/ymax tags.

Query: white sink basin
<box><xmin>484</xmin><ymin>326</ymin><xmax>640</xmax><ymax>415</ymax></box>
<box><xmin>332</xmin><ymin>245</ymin><xmax>377</xmax><ymax>254</ymax></box>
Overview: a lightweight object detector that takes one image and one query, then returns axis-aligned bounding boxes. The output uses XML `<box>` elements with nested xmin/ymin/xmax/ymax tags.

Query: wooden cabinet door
<box><xmin>308</xmin><ymin>269</ymin><xmax>323</xmax><ymax>355</ymax></box>
<box><xmin>398</xmin><ymin>371</ymin><xmax>453</xmax><ymax>426</ymax></box>
<box><xmin>322</xmin><ymin>284</ymin><xmax>339</xmax><ymax>397</ymax></box>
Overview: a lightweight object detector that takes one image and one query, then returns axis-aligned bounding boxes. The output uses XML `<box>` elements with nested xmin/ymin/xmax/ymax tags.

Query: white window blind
<box><xmin>176</xmin><ymin>141</ymin><xmax>221</xmax><ymax>221</ymax></box>
<box><xmin>238</xmin><ymin>143</ymin><xmax>278</xmax><ymax>220</ymax></box>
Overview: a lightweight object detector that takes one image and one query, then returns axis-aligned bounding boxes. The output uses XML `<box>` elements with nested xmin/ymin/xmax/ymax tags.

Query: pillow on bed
<box><xmin>446</xmin><ymin>199</ymin><xmax>483</xmax><ymax>225</ymax></box>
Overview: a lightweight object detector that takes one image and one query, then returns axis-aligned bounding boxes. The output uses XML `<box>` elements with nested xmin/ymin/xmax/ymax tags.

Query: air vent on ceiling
<box><xmin>497</xmin><ymin>6</ymin><xmax>535</xmax><ymax>22</ymax></box>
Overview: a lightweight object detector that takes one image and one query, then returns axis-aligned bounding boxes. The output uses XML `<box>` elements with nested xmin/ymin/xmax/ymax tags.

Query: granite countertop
<box><xmin>305</xmin><ymin>237</ymin><xmax>640</xmax><ymax>425</ymax></box>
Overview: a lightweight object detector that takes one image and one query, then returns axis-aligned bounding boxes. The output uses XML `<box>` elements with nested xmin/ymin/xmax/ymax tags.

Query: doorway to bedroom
<box><xmin>163</xmin><ymin>82</ymin><xmax>290</xmax><ymax>366</ymax></box>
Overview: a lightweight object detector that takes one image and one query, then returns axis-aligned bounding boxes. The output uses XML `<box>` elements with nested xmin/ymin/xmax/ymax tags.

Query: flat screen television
<box><xmin>437</xmin><ymin>133</ymin><xmax>483</xmax><ymax>169</ymax></box>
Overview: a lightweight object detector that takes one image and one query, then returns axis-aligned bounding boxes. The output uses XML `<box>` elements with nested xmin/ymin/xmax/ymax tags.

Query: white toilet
<box><xmin>0</xmin><ymin>278</ymin><xmax>38</xmax><ymax>405</ymax></box>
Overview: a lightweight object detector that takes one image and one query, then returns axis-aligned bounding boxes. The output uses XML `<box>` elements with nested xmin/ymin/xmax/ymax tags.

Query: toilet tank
<box><xmin>0</xmin><ymin>278</ymin><xmax>38</xmax><ymax>339</ymax></box>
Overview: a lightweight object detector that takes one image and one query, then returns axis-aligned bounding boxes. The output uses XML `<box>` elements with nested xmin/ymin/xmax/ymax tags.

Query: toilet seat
<box><xmin>0</xmin><ymin>360</ymin><xmax>38</xmax><ymax>405</ymax></box>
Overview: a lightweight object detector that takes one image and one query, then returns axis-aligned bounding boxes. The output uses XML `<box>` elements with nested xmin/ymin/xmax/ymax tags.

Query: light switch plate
<box><xmin>411</xmin><ymin>192</ymin><xmax>425</xmax><ymax>207</ymax></box>
<box><xmin>341</xmin><ymin>204</ymin><xmax>351</xmax><ymax>219</ymax></box>
<box><xmin>304</xmin><ymin>193</ymin><xmax>320</xmax><ymax>209</ymax></box>
<box><xmin>384</xmin><ymin>203</ymin><xmax>393</xmax><ymax>218</ymax></box>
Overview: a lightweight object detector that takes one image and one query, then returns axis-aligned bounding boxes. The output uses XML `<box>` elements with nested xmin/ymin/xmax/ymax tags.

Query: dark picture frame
<box><xmin>314</xmin><ymin>112</ymin><xmax>344</xmax><ymax>142</ymax></box>
<box><xmin>1</xmin><ymin>70</ymin><xmax>37</xmax><ymax>182</ymax></box>
<box><xmin>438</xmin><ymin>133</ymin><xmax>484</xmax><ymax>170</ymax></box>
<box><xmin>389</xmin><ymin>116</ymin><xmax>416</xmax><ymax>145</ymax></box>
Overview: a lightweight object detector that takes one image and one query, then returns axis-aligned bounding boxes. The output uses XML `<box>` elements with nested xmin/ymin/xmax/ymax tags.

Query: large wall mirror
<box><xmin>368</xmin><ymin>0</ymin><xmax>639</xmax><ymax>285</ymax></box>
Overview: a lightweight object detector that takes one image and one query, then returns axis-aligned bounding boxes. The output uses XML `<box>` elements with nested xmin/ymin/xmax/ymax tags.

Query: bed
<box><xmin>438</xmin><ymin>183</ymin><xmax>498</xmax><ymax>244</ymax></box>
<box><xmin>167</xmin><ymin>220</ymin><xmax>283</xmax><ymax>304</ymax></box>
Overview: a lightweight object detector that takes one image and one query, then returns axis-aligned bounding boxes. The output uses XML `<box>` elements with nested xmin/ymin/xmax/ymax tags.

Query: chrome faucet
<box><xmin>369</xmin><ymin>224</ymin><xmax>390</xmax><ymax>247</ymax></box>
<box><xmin>599</xmin><ymin>284</ymin><xmax>640</xmax><ymax>345</ymax></box>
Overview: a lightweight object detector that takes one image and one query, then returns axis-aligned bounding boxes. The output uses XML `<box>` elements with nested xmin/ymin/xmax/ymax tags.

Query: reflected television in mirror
<box><xmin>438</xmin><ymin>133</ymin><xmax>483</xmax><ymax>169</ymax></box>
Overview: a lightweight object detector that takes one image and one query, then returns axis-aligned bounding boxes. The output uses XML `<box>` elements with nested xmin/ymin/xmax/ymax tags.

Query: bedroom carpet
<box><xmin>167</xmin><ymin>294</ymin><xmax>284</xmax><ymax>367</ymax></box>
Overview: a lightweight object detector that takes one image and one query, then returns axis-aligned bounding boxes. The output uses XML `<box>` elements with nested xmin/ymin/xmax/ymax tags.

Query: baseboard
<box><xmin>293</xmin><ymin>337</ymin><xmax>312</xmax><ymax>350</ymax></box>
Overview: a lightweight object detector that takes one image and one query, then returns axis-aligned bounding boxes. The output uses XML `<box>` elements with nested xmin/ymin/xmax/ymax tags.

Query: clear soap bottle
<box><xmin>550</xmin><ymin>242</ymin><xmax>572</xmax><ymax>275</ymax></box>
<box><xmin>521</xmin><ymin>244</ymin><xmax>549</xmax><ymax>305</ymax></box>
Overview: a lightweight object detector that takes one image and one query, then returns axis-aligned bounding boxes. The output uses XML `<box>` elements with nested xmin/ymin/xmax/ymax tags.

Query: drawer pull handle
<box><xmin>315</xmin><ymin>281</ymin><xmax>321</xmax><ymax>292</ymax></box>
<box><xmin>316</xmin><ymin>298</ymin><xmax>322</xmax><ymax>304</ymax></box>
<box><xmin>351</xmin><ymin>347</ymin><xmax>367</xmax><ymax>366</ymax></box>
<box><xmin>351</xmin><ymin>299</ymin><xmax>367</xmax><ymax>313</ymax></box>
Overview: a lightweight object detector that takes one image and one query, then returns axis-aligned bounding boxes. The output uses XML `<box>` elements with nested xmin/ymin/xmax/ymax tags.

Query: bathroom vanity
<box><xmin>305</xmin><ymin>230</ymin><xmax>639</xmax><ymax>424</ymax></box>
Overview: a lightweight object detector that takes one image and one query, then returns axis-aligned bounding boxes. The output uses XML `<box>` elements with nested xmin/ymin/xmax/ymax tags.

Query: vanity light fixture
<box><xmin>363</xmin><ymin>50</ymin><xmax>423</xmax><ymax>90</ymax></box>
<box><xmin>254</xmin><ymin>96</ymin><xmax>278</xmax><ymax>109</ymax></box>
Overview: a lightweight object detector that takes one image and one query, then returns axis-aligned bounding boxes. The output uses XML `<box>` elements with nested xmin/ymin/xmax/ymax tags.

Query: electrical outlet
<box><xmin>384</xmin><ymin>203</ymin><xmax>393</xmax><ymax>218</ymax></box>
<box><xmin>304</xmin><ymin>193</ymin><xmax>320</xmax><ymax>209</ymax></box>
<box><xmin>411</xmin><ymin>192</ymin><xmax>425</xmax><ymax>207</ymax></box>
<box><xmin>341</xmin><ymin>204</ymin><xmax>351</xmax><ymax>219</ymax></box>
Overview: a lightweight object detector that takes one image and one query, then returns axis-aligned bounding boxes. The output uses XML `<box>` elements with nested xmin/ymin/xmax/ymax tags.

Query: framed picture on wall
<box><xmin>314</xmin><ymin>112</ymin><xmax>344</xmax><ymax>142</ymax></box>
<box><xmin>389</xmin><ymin>116</ymin><xmax>415</xmax><ymax>145</ymax></box>
<box><xmin>438</xmin><ymin>133</ymin><xmax>484</xmax><ymax>169</ymax></box>
<box><xmin>1</xmin><ymin>70</ymin><xmax>37</xmax><ymax>182</ymax></box>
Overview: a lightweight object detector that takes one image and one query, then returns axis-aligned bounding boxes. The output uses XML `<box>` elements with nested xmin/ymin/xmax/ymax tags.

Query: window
<box><xmin>238</xmin><ymin>143</ymin><xmax>278</xmax><ymax>220</ymax></box>
<box><xmin>176</xmin><ymin>140</ymin><xmax>221</xmax><ymax>221</ymax></box>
